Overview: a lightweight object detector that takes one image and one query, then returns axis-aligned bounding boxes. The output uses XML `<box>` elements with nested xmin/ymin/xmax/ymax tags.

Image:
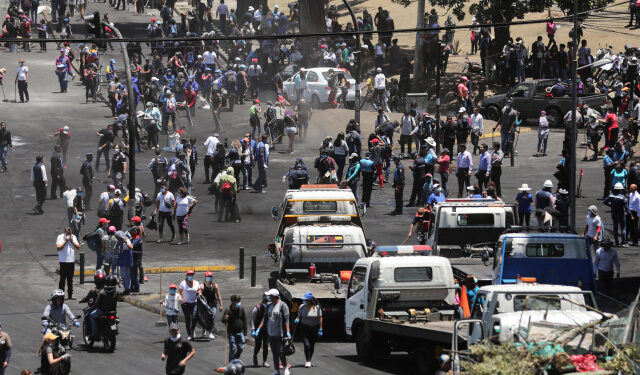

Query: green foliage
<box><xmin>462</xmin><ymin>342</ymin><xmax>537</xmax><ymax>375</ymax></box>
<box><xmin>601</xmin><ymin>345</ymin><xmax>640</xmax><ymax>374</ymax></box>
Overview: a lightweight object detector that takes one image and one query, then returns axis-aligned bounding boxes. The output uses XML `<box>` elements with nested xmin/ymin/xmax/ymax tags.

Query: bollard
<box><xmin>79</xmin><ymin>252</ymin><xmax>85</xmax><ymax>284</ymax></box>
<box><xmin>239</xmin><ymin>247</ymin><xmax>245</xmax><ymax>279</ymax></box>
<box><xmin>251</xmin><ymin>255</ymin><xmax>257</xmax><ymax>287</ymax></box>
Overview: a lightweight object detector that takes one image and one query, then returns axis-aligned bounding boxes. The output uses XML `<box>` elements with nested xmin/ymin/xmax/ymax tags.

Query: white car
<box><xmin>283</xmin><ymin>67</ymin><xmax>356</xmax><ymax>108</ymax></box>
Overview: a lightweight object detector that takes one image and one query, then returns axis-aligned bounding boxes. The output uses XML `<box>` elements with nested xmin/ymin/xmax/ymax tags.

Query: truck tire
<box><xmin>355</xmin><ymin>329</ymin><xmax>374</xmax><ymax>363</ymax></box>
<box><xmin>484</xmin><ymin>105</ymin><xmax>500</xmax><ymax>121</ymax></box>
<box><xmin>415</xmin><ymin>343</ymin><xmax>435</xmax><ymax>375</ymax></box>
<box><xmin>268</xmin><ymin>271</ymin><xmax>279</xmax><ymax>289</ymax></box>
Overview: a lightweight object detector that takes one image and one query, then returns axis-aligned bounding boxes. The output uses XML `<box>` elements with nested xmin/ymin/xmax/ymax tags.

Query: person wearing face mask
<box><xmin>221</xmin><ymin>295</ymin><xmax>247</xmax><ymax>363</ymax></box>
<box><xmin>178</xmin><ymin>270</ymin><xmax>201</xmax><ymax>340</ymax></box>
<box><xmin>163</xmin><ymin>284</ymin><xmax>180</xmax><ymax>325</ymax></box>
<box><xmin>255</xmin><ymin>289</ymin><xmax>291</xmax><ymax>375</ymax></box>
<box><xmin>251</xmin><ymin>294</ymin><xmax>270</xmax><ymax>368</ymax></box>
<box><xmin>108</xmin><ymin>145</ymin><xmax>127</xmax><ymax>193</ymax></box>
<box><xmin>200</xmin><ymin>272</ymin><xmax>222</xmax><ymax>339</ymax></box>
<box><xmin>155</xmin><ymin>182</ymin><xmax>176</xmax><ymax>243</ymax></box>
<box><xmin>161</xmin><ymin>323</ymin><xmax>195</xmax><ymax>375</ymax></box>
<box><xmin>294</xmin><ymin>292</ymin><xmax>323</xmax><ymax>368</ymax></box>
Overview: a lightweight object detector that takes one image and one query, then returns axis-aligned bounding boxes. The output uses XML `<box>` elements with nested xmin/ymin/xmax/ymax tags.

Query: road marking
<box><xmin>73</xmin><ymin>264</ymin><xmax>236</xmax><ymax>276</ymax></box>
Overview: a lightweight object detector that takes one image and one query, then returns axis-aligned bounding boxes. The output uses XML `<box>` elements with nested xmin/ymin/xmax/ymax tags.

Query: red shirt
<box><xmin>438</xmin><ymin>154</ymin><xmax>450</xmax><ymax>174</ymax></box>
<box><xmin>606</xmin><ymin>113</ymin><xmax>618</xmax><ymax>129</ymax></box>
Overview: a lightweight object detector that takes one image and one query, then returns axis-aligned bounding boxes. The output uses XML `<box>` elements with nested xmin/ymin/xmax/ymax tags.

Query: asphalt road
<box><xmin>1</xmin><ymin>3</ymin><xmax>640</xmax><ymax>374</ymax></box>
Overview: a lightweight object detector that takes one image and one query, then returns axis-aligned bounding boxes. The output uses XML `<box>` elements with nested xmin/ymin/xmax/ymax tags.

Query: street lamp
<box><xmin>341</xmin><ymin>0</ymin><xmax>361</xmax><ymax>124</ymax></box>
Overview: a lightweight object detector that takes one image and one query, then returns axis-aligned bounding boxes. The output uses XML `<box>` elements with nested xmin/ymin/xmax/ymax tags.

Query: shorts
<box><xmin>285</xmin><ymin>127</ymin><xmax>297</xmax><ymax>135</ymax></box>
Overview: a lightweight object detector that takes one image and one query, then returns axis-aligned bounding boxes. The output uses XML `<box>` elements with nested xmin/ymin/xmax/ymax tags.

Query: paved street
<box><xmin>1</xmin><ymin>2</ymin><xmax>640</xmax><ymax>374</ymax></box>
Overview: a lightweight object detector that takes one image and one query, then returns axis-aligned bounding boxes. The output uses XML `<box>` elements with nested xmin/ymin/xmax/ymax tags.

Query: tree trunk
<box><xmin>413</xmin><ymin>0</ymin><xmax>425</xmax><ymax>85</ymax></box>
<box><xmin>298</xmin><ymin>0</ymin><xmax>326</xmax><ymax>62</ymax></box>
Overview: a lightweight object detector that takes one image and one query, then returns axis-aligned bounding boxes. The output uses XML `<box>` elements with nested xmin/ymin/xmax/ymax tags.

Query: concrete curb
<box><xmin>478</xmin><ymin>127</ymin><xmax>531</xmax><ymax>141</ymax></box>
<box><xmin>72</xmin><ymin>265</ymin><xmax>236</xmax><ymax>276</ymax></box>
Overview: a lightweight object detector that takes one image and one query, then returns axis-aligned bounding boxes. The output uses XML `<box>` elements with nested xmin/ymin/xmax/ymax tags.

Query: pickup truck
<box><xmin>345</xmin><ymin>256</ymin><xmax>459</xmax><ymax>374</ymax></box>
<box><xmin>479</xmin><ymin>79</ymin><xmax>607</xmax><ymax>126</ymax></box>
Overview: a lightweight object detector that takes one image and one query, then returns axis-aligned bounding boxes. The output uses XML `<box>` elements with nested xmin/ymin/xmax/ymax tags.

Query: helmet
<box><xmin>205</xmin><ymin>271</ymin><xmax>213</xmax><ymax>277</ymax></box>
<box><xmin>543</xmin><ymin>180</ymin><xmax>553</xmax><ymax>188</ymax></box>
<box><xmin>94</xmin><ymin>269</ymin><xmax>106</xmax><ymax>287</ymax></box>
<box><xmin>51</xmin><ymin>289</ymin><xmax>65</xmax><ymax>301</ymax></box>
<box><xmin>105</xmin><ymin>275</ymin><xmax>118</xmax><ymax>292</ymax></box>
<box><xmin>224</xmin><ymin>359</ymin><xmax>245</xmax><ymax>375</ymax></box>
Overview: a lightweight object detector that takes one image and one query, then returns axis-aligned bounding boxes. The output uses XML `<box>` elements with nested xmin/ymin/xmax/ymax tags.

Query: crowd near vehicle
<box><xmin>282</xmin><ymin>68</ymin><xmax>356</xmax><ymax>108</ymax></box>
<box><xmin>479</xmin><ymin>79</ymin><xmax>607</xmax><ymax>125</ymax></box>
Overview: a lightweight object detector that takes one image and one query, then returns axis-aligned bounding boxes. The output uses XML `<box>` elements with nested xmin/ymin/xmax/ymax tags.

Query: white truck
<box><xmin>345</xmin><ymin>256</ymin><xmax>459</xmax><ymax>374</ymax></box>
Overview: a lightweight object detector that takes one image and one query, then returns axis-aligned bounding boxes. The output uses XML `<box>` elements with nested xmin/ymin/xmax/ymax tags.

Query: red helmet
<box><xmin>186</xmin><ymin>270</ymin><xmax>195</xmax><ymax>275</ymax></box>
<box><xmin>205</xmin><ymin>271</ymin><xmax>213</xmax><ymax>277</ymax></box>
<box><xmin>94</xmin><ymin>269</ymin><xmax>106</xmax><ymax>287</ymax></box>
<box><xmin>169</xmin><ymin>284</ymin><xmax>178</xmax><ymax>289</ymax></box>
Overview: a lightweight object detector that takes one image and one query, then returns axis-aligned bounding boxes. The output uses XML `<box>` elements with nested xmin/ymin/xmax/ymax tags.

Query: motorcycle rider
<box><xmin>408</xmin><ymin>207</ymin><xmax>431</xmax><ymax>244</ymax></box>
<box><xmin>80</xmin><ymin>270</ymin><xmax>106</xmax><ymax>308</ymax></box>
<box><xmin>43</xmin><ymin>289</ymin><xmax>79</xmax><ymax>328</ymax></box>
<box><xmin>89</xmin><ymin>275</ymin><xmax>122</xmax><ymax>341</ymax></box>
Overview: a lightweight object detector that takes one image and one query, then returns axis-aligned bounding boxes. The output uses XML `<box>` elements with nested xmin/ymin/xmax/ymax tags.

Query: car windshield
<box><xmin>513</xmin><ymin>294</ymin><xmax>561</xmax><ymax>311</ymax></box>
<box><xmin>321</xmin><ymin>71</ymin><xmax>353</xmax><ymax>81</ymax></box>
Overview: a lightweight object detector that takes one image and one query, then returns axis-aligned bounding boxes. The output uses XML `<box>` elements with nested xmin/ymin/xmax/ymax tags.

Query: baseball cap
<box><xmin>99</xmin><ymin>218</ymin><xmax>110</xmax><ymax>224</ymax></box>
<box><xmin>169</xmin><ymin>322</ymin><xmax>179</xmax><ymax>331</ymax></box>
<box><xmin>131</xmin><ymin>216</ymin><xmax>142</xmax><ymax>223</ymax></box>
<box><xmin>44</xmin><ymin>332</ymin><xmax>59</xmax><ymax>341</ymax></box>
<box><xmin>169</xmin><ymin>284</ymin><xmax>178</xmax><ymax>289</ymax></box>
<box><xmin>301</xmin><ymin>292</ymin><xmax>314</xmax><ymax>300</ymax></box>
<box><xmin>265</xmin><ymin>288</ymin><xmax>280</xmax><ymax>297</ymax></box>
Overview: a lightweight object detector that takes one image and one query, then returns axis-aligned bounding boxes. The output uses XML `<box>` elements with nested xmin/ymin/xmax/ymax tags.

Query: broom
<box><xmin>215</xmin><ymin>321</ymin><xmax>229</xmax><ymax>372</ymax></box>
<box><xmin>155</xmin><ymin>270</ymin><xmax>167</xmax><ymax>327</ymax></box>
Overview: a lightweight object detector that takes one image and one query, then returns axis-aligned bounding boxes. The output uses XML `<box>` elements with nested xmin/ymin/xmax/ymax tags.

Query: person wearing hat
<box><xmin>593</xmin><ymin>238</ymin><xmax>620</xmax><ymax>295</ymax></box>
<box><xmin>178</xmin><ymin>270</ymin><xmax>201</xmax><ymax>340</ymax></box>
<box><xmin>534</xmin><ymin>180</ymin><xmax>555</xmax><ymax>224</ymax></box>
<box><xmin>554</xmin><ymin>188</ymin><xmax>570</xmax><ymax>227</ymax></box>
<box><xmin>163</xmin><ymin>284</ymin><xmax>180</xmax><ymax>325</ymax></box>
<box><xmin>372</xmin><ymin>66</ymin><xmax>387</xmax><ymax>111</ymax></box>
<box><xmin>604</xmin><ymin>182</ymin><xmax>629</xmax><ymax>247</ymax></box>
<box><xmin>39</xmin><ymin>332</ymin><xmax>70</xmax><ymax>375</ymax></box>
<box><xmin>294</xmin><ymin>292</ymin><xmax>323</xmax><ymax>368</ymax></box>
<box><xmin>255</xmin><ymin>289</ymin><xmax>291</xmax><ymax>375</ymax></box>
<box><xmin>515</xmin><ymin>183</ymin><xmax>533</xmax><ymax>226</ymax></box>
<box><xmin>247</xmin><ymin>57</ymin><xmax>262</xmax><ymax>98</ymax></box>
<box><xmin>582</xmin><ymin>205</ymin><xmax>603</xmax><ymax>254</ymax></box>
<box><xmin>53</xmin><ymin>125</ymin><xmax>71</xmax><ymax>165</ymax></box>
<box><xmin>16</xmin><ymin>58</ymin><xmax>29</xmax><ymax>103</ymax></box>
<box><xmin>0</xmin><ymin>320</ymin><xmax>12</xmax><ymax>375</ymax></box>
<box><xmin>199</xmin><ymin>271</ymin><xmax>223</xmax><ymax>339</ymax></box>
<box><xmin>161</xmin><ymin>323</ymin><xmax>196</xmax><ymax>374</ymax></box>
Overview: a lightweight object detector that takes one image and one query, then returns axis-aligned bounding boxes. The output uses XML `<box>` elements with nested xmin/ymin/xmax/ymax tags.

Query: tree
<box><xmin>392</xmin><ymin>0</ymin><xmax>615</xmax><ymax>46</ymax></box>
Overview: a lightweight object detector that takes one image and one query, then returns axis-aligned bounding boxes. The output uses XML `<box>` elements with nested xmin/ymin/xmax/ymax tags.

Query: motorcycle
<box><xmin>82</xmin><ymin>308</ymin><xmax>119</xmax><ymax>352</ymax></box>
<box><xmin>41</xmin><ymin>315</ymin><xmax>79</xmax><ymax>350</ymax></box>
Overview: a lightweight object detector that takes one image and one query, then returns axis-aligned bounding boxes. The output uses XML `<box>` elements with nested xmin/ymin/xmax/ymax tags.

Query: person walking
<box><xmin>155</xmin><ymin>183</ymin><xmax>176</xmax><ymax>243</ymax></box>
<box><xmin>593</xmin><ymin>239</ymin><xmax>620</xmax><ymax>296</ymax></box>
<box><xmin>537</xmin><ymin>110</ymin><xmax>550</xmax><ymax>156</ymax></box>
<box><xmin>294</xmin><ymin>292</ymin><xmax>323</xmax><ymax>368</ymax></box>
<box><xmin>56</xmin><ymin>227</ymin><xmax>80</xmax><ymax>299</ymax></box>
<box><xmin>255</xmin><ymin>289</ymin><xmax>291</xmax><ymax>375</ymax></box>
<box><xmin>221</xmin><ymin>295</ymin><xmax>247</xmax><ymax>363</ymax></box>
<box><xmin>175</xmin><ymin>187</ymin><xmax>197</xmax><ymax>244</ymax></box>
<box><xmin>50</xmin><ymin>146</ymin><xmax>65</xmax><ymax>200</ymax></box>
<box><xmin>604</xmin><ymin>183</ymin><xmax>629</xmax><ymax>247</ymax></box>
<box><xmin>0</xmin><ymin>122</ymin><xmax>12</xmax><ymax>173</ymax></box>
<box><xmin>108</xmin><ymin>146</ymin><xmax>127</xmax><ymax>192</ymax></box>
<box><xmin>515</xmin><ymin>184</ymin><xmax>533</xmax><ymax>226</ymax></box>
<box><xmin>0</xmin><ymin>320</ymin><xmax>12</xmax><ymax>375</ymax></box>
<box><xmin>161</xmin><ymin>323</ymin><xmax>196</xmax><ymax>375</ymax></box>
<box><xmin>582</xmin><ymin>205</ymin><xmax>603</xmax><ymax>254</ymax></box>
<box><xmin>359</xmin><ymin>154</ymin><xmax>375</xmax><ymax>208</ymax></box>
<box><xmin>62</xmin><ymin>186</ymin><xmax>77</xmax><ymax>227</ymax></box>
<box><xmin>178</xmin><ymin>270</ymin><xmax>201</xmax><ymax>341</ymax></box>
<box><xmin>455</xmin><ymin>144</ymin><xmax>472</xmax><ymax>198</ymax></box>
<box><xmin>251</xmin><ymin>294</ymin><xmax>270</xmax><ymax>368</ymax></box>
<box><xmin>31</xmin><ymin>155</ymin><xmax>48</xmax><ymax>214</ymax></box>
<box><xmin>200</xmin><ymin>272</ymin><xmax>222</xmax><ymax>338</ymax></box>
<box><xmin>16</xmin><ymin>58</ymin><xmax>29</xmax><ymax>103</ymax></box>
<box><xmin>96</xmin><ymin>124</ymin><xmax>114</xmax><ymax>172</ymax></box>
<box><xmin>390</xmin><ymin>156</ymin><xmax>405</xmax><ymax>215</ymax></box>
<box><xmin>80</xmin><ymin>153</ymin><xmax>94</xmax><ymax>210</ymax></box>
<box><xmin>252</xmin><ymin>135</ymin><xmax>269</xmax><ymax>194</ymax></box>
<box><xmin>163</xmin><ymin>284</ymin><xmax>180</xmax><ymax>325</ymax></box>
<box><xmin>218</xmin><ymin>167</ymin><xmax>238</xmax><ymax>222</ymax></box>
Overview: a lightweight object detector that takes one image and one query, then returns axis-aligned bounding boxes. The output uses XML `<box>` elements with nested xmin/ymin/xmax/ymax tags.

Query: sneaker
<box><xmin>208</xmin><ymin>333</ymin><xmax>215</xmax><ymax>339</ymax></box>
<box><xmin>187</xmin><ymin>336</ymin><xmax>193</xmax><ymax>341</ymax></box>
<box><xmin>284</xmin><ymin>369</ymin><xmax>290</xmax><ymax>375</ymax></box>
<box><xmin>304</xmin><ymin>362</ymin><xmax>311</xmax><ymax>368</ymax></box>
<box><xmin>263</xmin><ymin>362</ymin><xmax>270</xmax><ymax>368</ymax></box>
<box><xmin>156</xmin><ymin>239</ymin><xmax>163</xmax><ymax>243</ymax></box>
<box><xmin>201</xmin><ymin>328</ymin><xmax>206</xmax><ymax>337</ymax></box>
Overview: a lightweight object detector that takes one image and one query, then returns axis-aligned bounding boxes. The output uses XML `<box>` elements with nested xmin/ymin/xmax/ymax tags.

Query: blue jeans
<box><xmin>242</xmin><ymin>164</ymin><xmax>251</xmax><ymax>189</ymax></box>
<box><xmin>537</xmin><ymin>136</ymin><xmax>548</xmax><ymax>154</ymax></box>
<box><xmin>249</xmin><ymin>76</ymin><xmax>260</xmax><ymax>97</ymax></box>
<box><xmin>228</xmin><ymin>332</ymin><xmax>245</xmax><ymax>362</ymax></box>
<box><xmin>96</xmin><ymin>147</ymin><xmax>110</xmax><ymax>170</ymax></box>
<box><xmin>57</xmin><ymin>71</ymin><xmax>68</xmax><ymax>92</ymax></box>
<box><xmin>90</xmin><ymin>308</ymin><xmax>104</xmax><ymax>337</ymax></box>
<box><xmin>613</xmin><ymin>217</ymin><xmax>627</xmax><ymax>245</ymax></box>
<box><xmin>586</xmin><ymin>235</ymin><xmax>595</xmax><ymax>254</ymax></box>
<box><xmin>349</xmin><ymin>180</ymin><xmax>359</xmax><ymax>202</ymax></box>
<box><xmin>166</xmin><ymin>314</ymin><xmax>178</xmax><ymax>326</ymax></box>
<box><xmin>96</xmin><ymin>247</ymin><xmax>104</xmax><ymax>270</ymax></box>
<box><xmin>0</xmin><ymin>145</ymin><xmax>8</xmax><ymax>170</ymax></box>
<box><xmin>182</xmin><ymin>302</ymin><xmax>197</xmax><ymax>337</ymax></box>
<box><xmin>120</xmin><ymin>266</ymin><xmax>131</xmax><ymax>291</ymax></box>
<box><xmin>103</xmin><ymin>253</ymin><xmax>118</xmax><ymax>276</ymax></box>
<box><xmin>440</xmin><ymin>172</ymin><xmax>449</xmax><ymax>197</ymax></box>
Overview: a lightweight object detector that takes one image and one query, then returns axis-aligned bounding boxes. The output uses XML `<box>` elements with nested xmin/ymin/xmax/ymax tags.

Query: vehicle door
<box><xmin>284</xmin><ymin>73</ymin><xmax>297</xmax><ymax>99</ymax></box>
<box><xmin>426</xmin><ymin>208</ymin><xmax>438</xmax><ymax>253</ymax></box>
<box><xmin>345</xmin><ymin>265</ymin><xmax>368</xmax><ymax>335</ymax></box>
<box><xmin>306</xmin><ymin>71</ymin><xmax>321</xmax><ymax>100</ymax></box>
<box><xmin>531</xmin><ymin>80</ymin><xmax>556</xmax><ymax>118</ymax></box>
<box><xmin>507</xmin><ymin>83</ymin><xmax>532</xmax><ymax>118</ymax></box>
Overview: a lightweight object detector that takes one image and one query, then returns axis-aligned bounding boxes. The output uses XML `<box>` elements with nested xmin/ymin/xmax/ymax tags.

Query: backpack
<box><xmin>104</xmin><ymin>234</ymin><xmax>119</xmax><ymax>254</ymax></box>
<box><xmin>226</xmin><ymin>71</ymin><xmax>237</xmax><ymax>86</ymax></box>
<box><xmin>109</xmin><ymin>199</ymin><xmax>123</xmax><ymax>219</ymax></box>
<box><xmin>221</xmin><ymin>181</ymin><xmax>232</xmax><ymax>195</ymax></box>
<box><xmin>152</xmin><ymin>157</ymin><xmax>167</xmax><ymax>180</ymax></box>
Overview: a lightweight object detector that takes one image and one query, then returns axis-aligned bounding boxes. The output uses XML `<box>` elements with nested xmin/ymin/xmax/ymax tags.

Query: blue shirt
<box><xmin>516</xmin><ymin>192</ymin><xmax>533</xmax><ymax>214</ymax></box>
<box><xmin>611</xmin><ymin>169</ymin><xmax>628</xmax><ymax>187</ymax></box>
<box><xmin>428</xmin><ymin>192</ymin><xmax>446</xmax><ymax>205</ymax></box>
<box><xmin>603</xmin><ymin>155</ymin><xmax>614</xmax><ymax>169</ymax></box>
<box><xmin>478</xmin><ymin>151</ymin><xmax>491</xmax><ymax>173</ymax></box>
<box><xmin>456</xmin><ymin>151</ymin><xmax>473</xmax><ymax>173</ymax></box>
<box><xmin>359</xmin><ymin>158</ymin><xmax>375</xmax><ymax>173</ymax></box>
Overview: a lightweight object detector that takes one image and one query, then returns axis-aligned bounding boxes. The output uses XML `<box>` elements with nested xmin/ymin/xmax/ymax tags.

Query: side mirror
<box><xmin>333</xmin><ymin>275</ymin><xmax>342</xmax><ymax>291</ymax></box>
<box><xmin>482</xmin><ymin>250</ymin><xmax>490</xmax><ymax>263</ymax></box>
<box><xmin>271</xmin><ymin>206</ymin><xmax>279</xmax><ymax>221</ymax></box>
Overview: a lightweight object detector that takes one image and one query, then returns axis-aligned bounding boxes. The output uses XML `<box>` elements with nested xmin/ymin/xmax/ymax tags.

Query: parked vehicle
<box><xmin>282</xmin><ymin>67</ymin><xmax>356</xmax><ymax>108</ymax></box>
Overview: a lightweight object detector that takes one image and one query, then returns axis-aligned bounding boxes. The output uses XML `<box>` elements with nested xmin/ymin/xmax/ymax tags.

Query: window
<box><xmin>525</xmin><ymin>243</ymin><xmax>565</xmax><ymax>257</ymax></box>
<box><xmin>394</xmin><ymin>267</ymin><xmax>433</xmax><ymax>282</ymax></box>
<box><xmin>348</xmin><ymin>266</ymin><xmax>367</xmax><ymax>297</ymax></box>
<box><xmin>306</xmin><ymin>71</ymin><xmax>318</xmax><ymax>82</ymax></box>
<box><xmin>513</xmin><ymin>295</ymin><xmax>561</xmax><ymax>311</ymax></box>
<box><xmin>456</xmin><ymin>213</ymin><xmax>495</xmax><ymax>226</ymax></box>
<box><xmin>534</xmin><ymin>81</ymin><xmax>555</xmax><ymax>97</ymax></box>
<box><xmin>509</xmin><ymin>84</ymin><xmax>530</xmax><ymax>98</ymax></box>
<box><xmin>306</xmin><ymin>235</ymin><xmax>344</xmax><ymax>248</ymax></box>
<box><xmin>303</xmin><ymin>201</ymin><xmax>338</xmax><ymax>212</ymax></box>
<box><xmin>321</xmin><ymin>71</ymin><xmax>353</xmax><ymax>81</ymax></box>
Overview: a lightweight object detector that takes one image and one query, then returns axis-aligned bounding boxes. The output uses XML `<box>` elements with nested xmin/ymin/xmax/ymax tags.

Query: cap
<box><xmin>543</xmin><ymin>180</ymin><xmax>553</xmax><ymax>188</ymax></box>
<box><xmin>458</xmin><ymin>107</ymin><xmax>466</xmax><ymax>113</ymax></box>
<box><xmin>376</xmin><ymin>67</ymin><xmax>382</xmax><ymax>72</ymax></box>
<box><xmin>558</xmin><ymin>188</ymin><xmax>568</xmax><ymax>195</ymax></box>
<box><xmin>108</xmin><ymin>226</ymin><xmax>116</xmax><ymax>233</ymax></box>
<box><xmin>370</xmin><ymin>138</ymin><xmax>380</xmax><ymax>144</ymax></box>
<box><xmin>265</xmin><ymin>288</ymin><xmax>280</xmax><ymax>297</ymax></box>
<box><xmin>86</xmin><ymin>152</ymin><xmax>94</xmax><ymax>158</ymax></box>
<box><xmin>169</xmin><ymin>322</ymin><xmax>179</xmax><ymax>331</ymax></box>
<box><xmin>205</xmin><ymin>271</ymin><xmax>213</xmax><ymax>277</ymax></box>
<box><xmin>99</xmin><ymin>218</ymin><xmax>110</xmax><ymax>224</ymax></box>
<box><xmin>588</xmin><ymin>205</ymin><xmax>598</xmax><ymax>213</ymax></box>
<box><xmin>108</xmin><ymin>184</ymin><xmax>115</xmax><ymax>190</ymax></box>
<box><xmin>114</xmin><ymin>189</ymin><xmax>122</xmax><ymax>195</ymax></box>
<box><xmin>251</xmin><ymin>58</ymin><xmax>258</xmax><ymax>63</ymax></box>
<box><xmin>44</xmin><ymin>332</ymin><xmax>59</xmax><ymax>341</ymax></box>
<box><xmin>169</xmin><ymin>284</ymin><xmax>178</xmax><ymax>289</ymax></box>
<box><xmin>349</xmin><ymin>153</ymin><xmax>359</xmax><ymax>159</ymax></box>
<box><xmin>186</xmin><ymin>270</ymin><xmax>195</xmax><ymax>275</ymax></box>
<box><xmin>131</xmin><ymin>216</ymin><xmax>142</xmax><ymax>223</ymax></box>
<box><xmin>461</xmin><ymin>76</ymin><xmax>469</xmax><ymax>81</ymax></box>
<box><xmin>301</xmin><ymin>292</ymin><xmax>314</xmax><ymax>300</ymax></box>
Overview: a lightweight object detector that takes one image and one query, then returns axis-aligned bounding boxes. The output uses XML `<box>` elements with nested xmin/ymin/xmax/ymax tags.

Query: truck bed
<box><xmin>449</xmin><ymin>258</ymin><xmax>493</xmax><ymax>285</ymax></box>
<box><xmin>277</xmin><ymin>279</ymin><xmax>346</xmax><ymax>301</ymax></box>
<box><xmin>364</xmin><ymin>318</ymin><xmax>457</xmax><ymax>345</ymax></box>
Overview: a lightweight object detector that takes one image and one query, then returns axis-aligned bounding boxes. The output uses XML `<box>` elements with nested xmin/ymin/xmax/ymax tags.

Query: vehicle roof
<box><xmin>285</xmin><ymin>189</ymin><xmax>356</xmax><ymax>200</ymax></box>
<box><xmin>501</xmin><ymin>233</ymin><xmax>583</xmax><ymax>239</ymax></box>
<box><xmin>359</xmin><ymin>255</ymin><xmax>451</xmax><ymax>268</ymax></box>
<box><xmin>478</xmin><ymin>283</ymin><xmax>584</xmax><ymax>293</ymax></box>
<box><xmin>434</xmin><ymin>200</ymin><xmax>506</xmax><ymax>208</ymax></box>
<box><xmin>286</xmin><ymin>223</ymin><xmax>364</xmax><ymax>232</ymax></box>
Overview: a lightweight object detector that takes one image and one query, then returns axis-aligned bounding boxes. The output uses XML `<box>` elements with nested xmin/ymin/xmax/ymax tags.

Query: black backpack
<box><xmin>109</xmin><ymin>200</ymin><xmax>123</xmax><ymax>219</ymax></box>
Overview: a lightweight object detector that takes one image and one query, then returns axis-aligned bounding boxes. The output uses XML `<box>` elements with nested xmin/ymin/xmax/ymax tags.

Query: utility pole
<box><xmin>569</xmin><ymin>0</ymin><xmax>578</xmax><ymax>230</ymax></box>
<box><xmin>342</xmin><ymin>0</ymin><xmax>361</xmax><ymax>124</ymax></box>
<box><xmin>413</xmin><ymin>0</ymin><xmax>425</xmax><ymax>83</ymax></box>
<box><xmin>110</xmin><ymin>25</ymin><xmax>137</xmax><ymax>219</ymax></box>
<box><xmin>435</xmin><ymin>41</ymin><xmax>442</xmax><ymax>153</ymax></box>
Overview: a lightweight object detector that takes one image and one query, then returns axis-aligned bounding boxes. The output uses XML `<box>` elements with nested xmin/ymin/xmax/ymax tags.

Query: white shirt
<box><xmin>63</xmin><ymin>189</ymin><xmax>77</xmax><ymax>208</ymax></box>
<box><xmin>176</xmin><ymin>195</ymin><xmax>195</xmax><ymax>216</ymax></box>
<box><xmin>374</xmin><ymin>73</ymin><xmax>386</xmax><ymax>90</ymax></box>
<box><xmin>157</xmin><ymin>191</ymin><xmax>175</xmax><ymax>213</ymax></box>
<box><xmin>164</xmin><ymin>294</ymin><xmax>180</xmax><ymax>316</ymax></box>
<box><xmin>179</xmin><ymin>280</ymin><xmax>200</xmax><ymax>303</ymax></box>
<box><xmin>30</xmin><ymin>164</ymin><xmax>48</xmax><ymax>183</ymax></box>
<box><xmin>17</xmin><ymin>65</ymin><xmax>28</xmax><ymax>81</ymax></box>
<box><xmin>56</xmin><ymin>233</ymin><xmax>79</xmax><ymax>263</ymax></box>
<box><xmin>470</xmin><ymin>113</ymin><xmax>483</xmax><ymax>134</ymax></box>
<box><xmin>586</xmin><ymin>214</ymin><xmax>602</xmax><ymax>238</ymax></box>
<box><xmin>202</xmin><ymin>51</ymin><xmax>217</xmax><ymax>65</ymax></box>
<box><xmin>99</xmin><ymin>191</ymin><xmax>111</xmax><ymax>211</ymax></box>
<box><xmin>375</xmin><ymin>43</ymin><xmax>385</xmax><ymax>56</ymax></box>
<box><xmin>401</xmin><ymin>115</ymin><xmax>416</xmax><ymax>135</ymax></box>
<box><xmin>204</xmin><ymin>136</ymin><xmax>219</xmax><ymax>155</ymax></box>
<box><xmin>630</xmin><ymin>191</ymin><xmax>640</xmax><ymax>213</ymax></box>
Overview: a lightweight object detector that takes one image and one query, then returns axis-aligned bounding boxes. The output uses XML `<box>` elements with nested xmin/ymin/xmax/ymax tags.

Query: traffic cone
<box><xmin>460</xmin><ymin>285</ymin><xmax>471</xmax><ymax>319</ymax></box>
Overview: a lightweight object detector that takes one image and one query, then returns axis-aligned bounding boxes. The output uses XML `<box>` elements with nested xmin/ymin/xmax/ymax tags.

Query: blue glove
<box><xmin>251</xmin><ymin>329</ymin><xmax>257</xmax><ymax>337</ymax></box>
<box><xmin>74</xmin><ymin>320</ymin><xmax>80</xmax><ymax>327</ymax></box>
<box><xmin>286</xmin><ymin>331</ymin><xmax>291</xmax><ymax>339</ymax></box>
<box><xmin>294</xmin><ymin>318</ymin><xmax>300</xmax><ymax>324</ymax></box>
<box><xmin>255</xmin><ymin>328</ymin><xmax>260</xmax><ymax>337</ymax></box>
<box><xmin>318</xmin><ymin>329</ymin><xmax>323</xmax><ymax>337</ymax></box>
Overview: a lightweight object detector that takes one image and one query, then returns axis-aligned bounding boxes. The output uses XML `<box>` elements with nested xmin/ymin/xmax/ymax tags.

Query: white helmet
<box><xmin>614</xmin><ymin>182</ymin><xmax>624</xmax><ymax>190</ymax></box>
<box><xmin>51</xmin><ymin>289</ymin><xmax>65</xmax><ymax>300</ymax></box>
